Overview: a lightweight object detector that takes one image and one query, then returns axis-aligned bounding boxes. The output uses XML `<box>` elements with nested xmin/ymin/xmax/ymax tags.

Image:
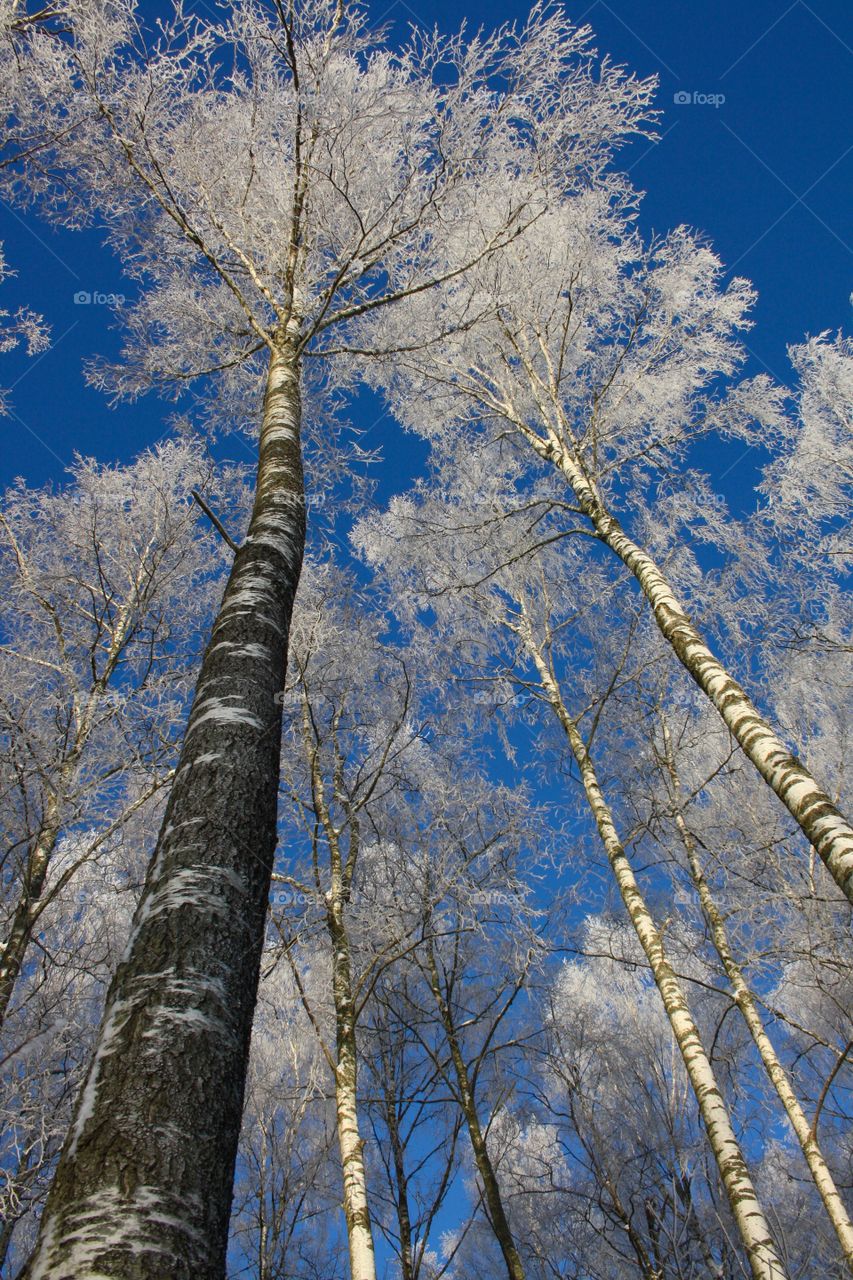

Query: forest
<box><xmin>0</xmin><ymin>2</ymin><xmax>850</xmax><ymax>1278</ymax></box>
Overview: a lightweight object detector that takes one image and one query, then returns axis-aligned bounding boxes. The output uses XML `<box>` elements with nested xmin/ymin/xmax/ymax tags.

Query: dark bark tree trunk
<box><xmin>425</xmin><ymin>943</ymin><xmax>526</xmax><ymax>1280</ymax></box>
<box><xmin>0</xmin><ymin>813</ymin><xmax>61</xmax><ymax>1027</ymax></box>
<box><xmin>383</xmin><ymin>1082</ymin><xmax>415</xmax><ymax>1280</ymax></box>
<box><xmin>22</xmin><ymin>340</ymin><xmax>306</xmax><ymax>1280</ymax></box>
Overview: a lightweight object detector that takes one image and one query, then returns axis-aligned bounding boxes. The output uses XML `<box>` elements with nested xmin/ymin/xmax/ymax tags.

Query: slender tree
<box><xmin>511</xmin><ymin>606</ymin><xmax>787</xmax><ymax>1280</ymax></box>
<box><xmin>535</xmin><ymin>922</ymin><xmax>749</xmax><ymax>1280</ymax></box>
<box><xmin>355</xmin><ymin>183</ymin><xmax>853</xmax><ymax>903</ymax></box>
<box><xmin>356</xmin><ymin>447</ymin><xmax>799</xmax><ymax>1278</ymax></box>
<box><xmin>273</xmin><ymin>569</ymin><xmax>427</xmax><ymax>1280</ymax></box>
<box><xmin>361</xmin><ymin>975</ymin><xmax>466</xmax><ymax>1280</ymax></box>
<box><xmin>0</xmin><ymin>443</ymin><xmax>231</xmax><ymax>1030</ymax></box>
<box><xmin>420</xmin><ymin>929</ymin><xmax>530</xmax><ymax>1280</ymax></box>
<box><xmin>650</xmin><ymin>714</ymin><xmax>853</xmax><ymax>1269</ymax></box>
<box><xmin>228</xmin><ymin>960</ymin><xmax>345</xmax><ymax>1280</ymax></box>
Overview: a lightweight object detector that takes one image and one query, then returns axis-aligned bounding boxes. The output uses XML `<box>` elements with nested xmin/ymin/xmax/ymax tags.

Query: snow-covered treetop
<box><xmin>1</xmin><ymin>2</ymin><xmax>656</xmax><ymax>427</ymax></box>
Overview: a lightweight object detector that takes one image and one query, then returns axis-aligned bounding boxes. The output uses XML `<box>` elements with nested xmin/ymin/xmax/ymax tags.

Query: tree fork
<box><xmin>22</xmin><ymin>340</ymin><xmax>307</xmax><ymax>1280</ymax></box>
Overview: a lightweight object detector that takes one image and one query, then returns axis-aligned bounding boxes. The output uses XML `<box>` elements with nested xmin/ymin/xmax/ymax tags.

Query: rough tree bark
<box><xmin>22</xmin><ymin>336</ymin><xmax>306</xmax><ymax>1280</ymax></box>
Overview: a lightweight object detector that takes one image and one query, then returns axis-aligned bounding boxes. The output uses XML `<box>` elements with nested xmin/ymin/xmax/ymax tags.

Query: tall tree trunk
<box><xmin>425</xmin><ymin>943</ymin><xmax>526</xmax><ymax>1280</ymax></box>
<box><xmin>660</xmin><ymin>720</ymin><xmax>853</xmax><ymax>1273</ymax></box>
<box><xmin>381</xmin><ymin>1067</ymin><xmax>415</xmax><ymax>1280</ymax></box>
<box><xmin>519</xmin><ymin>624</ymin><xmax>788</xmax><ymax>1280</ymax></box>
<box><xmin>0</xmin><ymin>804</ymin><xmax>62</xmax><ymax>1027</ymax></box>
<box><xmin>547</xmin><ymin>445</ymin><xmax>853</xmax><ymax>904</ymax></box>
<box><xmin>22</xmin><ymin>338</ymin><xmax>306</xmax><ymax>1280</ymax></box>
<box><xmin>329</xmin><ymin>907</ymin><xmax>378</xmax><ymax>1280</ymax></box>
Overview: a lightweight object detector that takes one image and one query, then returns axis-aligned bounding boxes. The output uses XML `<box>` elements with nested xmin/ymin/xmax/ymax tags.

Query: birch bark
<box><xmin>291</xmin><ymin>673</ymin><xmax>379</xmax><ymax>1280</ymax></box>
<box><xmin>659</xmin><ymin>719</ymin><xmax>853</xmax><ymax>1272</ymax></box>
<box><xmin>330</xmin><ymin>904</ymin><xmax>378</xmax><ymax>1280</ymax></box>
<box><xmin>545</xmin><ymin>443</ymin><xmax>853</xmax><ymax>906</ymax></box>
<box><xmin>518</xmin><ymin>622</ymin><xmax>789</xmax><ymax>1280</ymax></box>
<box><xmin>21</xmin><ymin>338</ymin><xmax>306</xmax><ymax>1280</ymax></box>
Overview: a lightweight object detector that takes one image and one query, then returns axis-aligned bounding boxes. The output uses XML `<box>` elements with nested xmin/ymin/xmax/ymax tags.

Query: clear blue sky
<box><xmin>1</xmin><ymin>0</ymin><xmax>851</xmax><ymax>506</ymax></box>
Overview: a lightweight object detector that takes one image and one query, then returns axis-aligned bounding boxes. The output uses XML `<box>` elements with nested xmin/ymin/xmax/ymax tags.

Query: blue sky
<box><xmin>1</xmin><ymin>0</ymin><xmax>851</xmax><ymax>508</ymax></box>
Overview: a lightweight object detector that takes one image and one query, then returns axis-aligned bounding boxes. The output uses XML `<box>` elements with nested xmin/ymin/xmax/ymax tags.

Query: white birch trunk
<box><xmin>330</xmin><ymin>908</ymin><xmax>378</xmax><ymax>1280</ymax></box>
<box><xmin>521</xmin><ymin>629</ymin><xmax>788</xmax><ymax>1280</ymax></box>
<box><xmin>661</xmin><ymin>721</ymin><xmax>853</xmax><ymax>1272</ymax></box>
<box><xmin>547</xmin><ymin>444</ymin><xmax>853</xmax><ymax>905</ymax></box>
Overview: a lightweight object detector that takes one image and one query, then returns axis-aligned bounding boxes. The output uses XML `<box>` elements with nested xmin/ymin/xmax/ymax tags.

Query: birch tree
<box><xmin>652</xmin><ymin>709</ymin><xmax>853</xmax><ymax>1267</ymax></box>
<box><xmin>227</xmin><ymin>960</ymin><xmax>345</xmax><ymax>1280</ymax></box>
<box><xmin>356</xmin><ymin>457</ymin><xmax>796</xmax><ymax>1278</ymax></box>
<box><xmin>515</xmin><ymin>619</ymin><xmax>787</xmax><ymax>1279</ymax></box>
<box><xmin>353</xmin><ymin>176</ymin><xmax>853</xmax><ymax>904</ymax></box>
<box><xmin>388</xmin><ymin>741</ymin><xmax>544</xmax><ymax>1280</ymax></box>
<box><xmin>272</xmin><ymin>567</ymin><xmax>431</xmax><ymax>1280</ymax></box>
<box><xmin>536</xmin><ymin>925</ymin><xmax>765</xmax><ymax>1280</ymax></box>
<box><xmin>6</xmin><ymin>3</ymin><xmax>650</xmax><ymax>1272</ymax></box>
<box><xmin>271</xmin><ymin>557</ymin><xmax>544</xmax><ymax>1280</ymax></box>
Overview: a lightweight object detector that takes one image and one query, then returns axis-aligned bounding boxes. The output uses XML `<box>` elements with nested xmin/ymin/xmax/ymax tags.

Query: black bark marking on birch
<box><xmin>22</xmin><ymin>344</ymin><xmax>306</xmax><ymax>1280</ymax></box>
<box><xmin>571</xmin><ymin>482</ymin><xmax>853</xmax><ymax>905</ymax></box>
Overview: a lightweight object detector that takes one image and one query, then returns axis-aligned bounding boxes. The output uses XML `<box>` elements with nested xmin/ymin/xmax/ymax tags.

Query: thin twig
<box><xmin>191</xmin><ymin>490</ymin><xmax>240</xmax><ymax>554</ymax></box>
<box><xmin>810</xmin><ymin>1039</ymin><xmax>853</xmax><ymax>1140</ymax></box>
